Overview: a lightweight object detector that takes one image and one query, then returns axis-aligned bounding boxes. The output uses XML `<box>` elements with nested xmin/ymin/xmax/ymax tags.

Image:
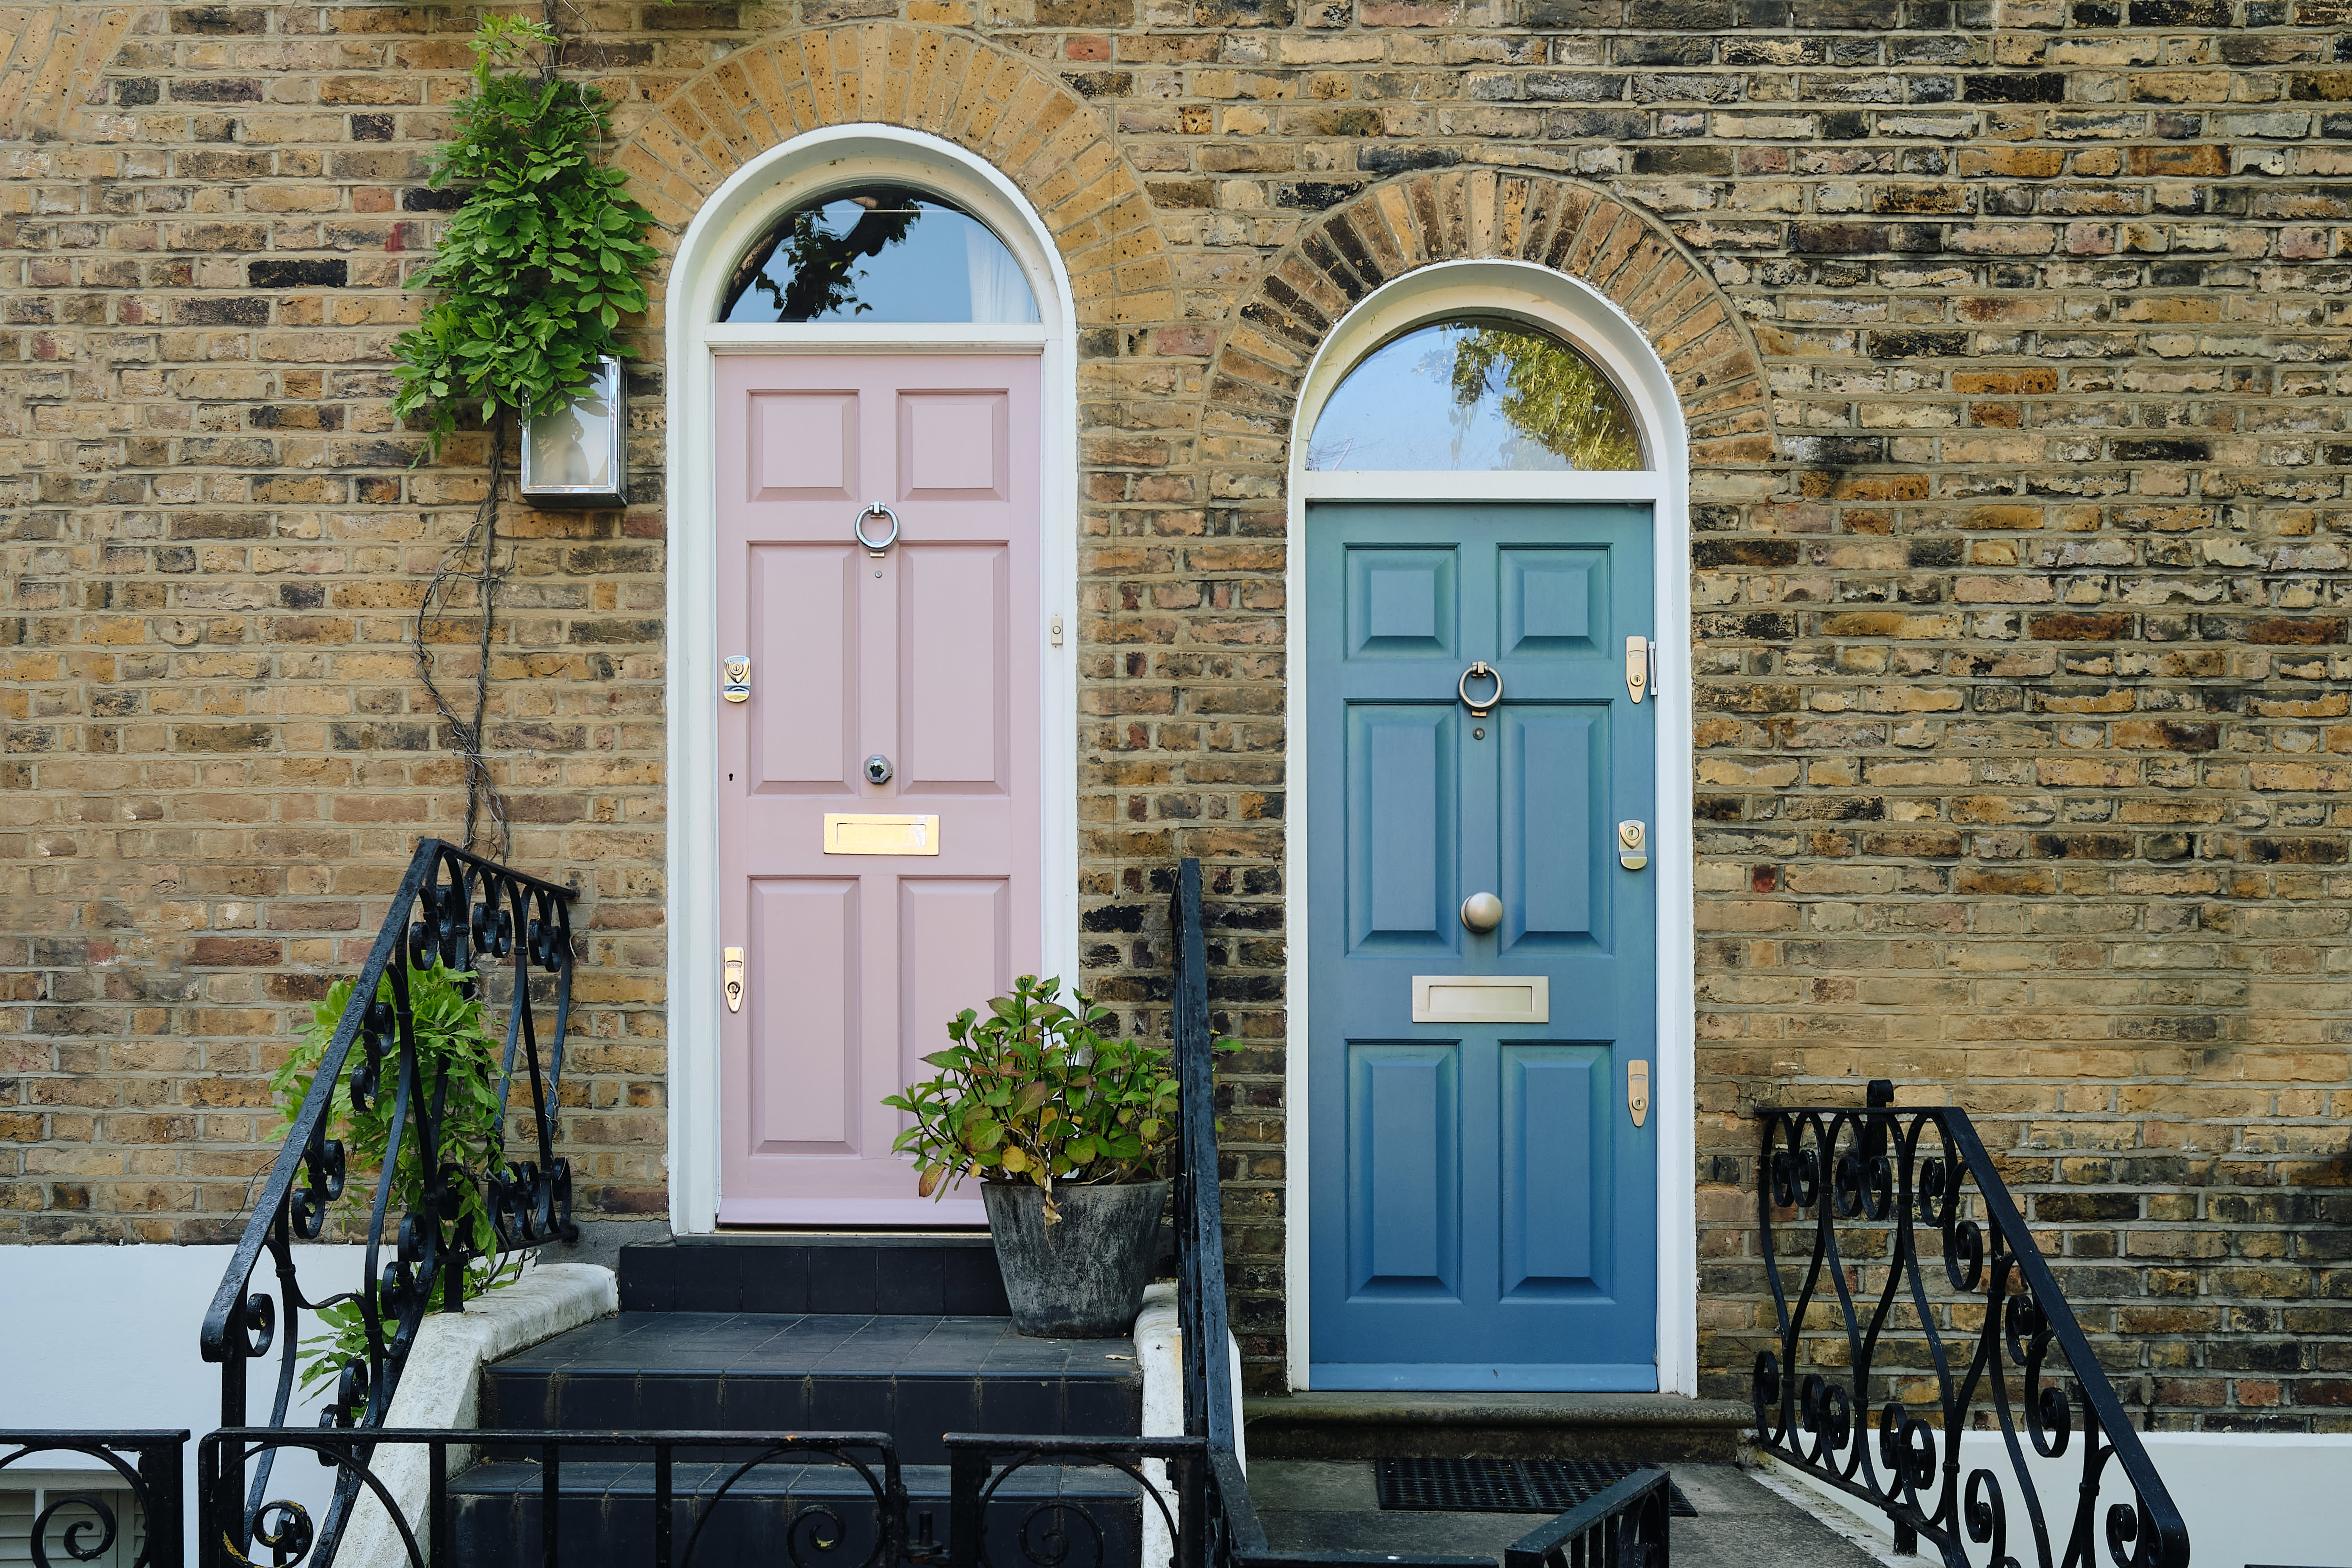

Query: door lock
<box><xmin>723</xmin><ymin>947</ymin><xmax>745</xmax><ymax>1013</ymax></box>
<box><xmin>722</xmin><ymin>655</ymin><xmax>751</xmax><ymax>703</ymax></box>
<box><xmin>864</xmin><ymin>754</ymin><xmax>894</xmax><ymax>786</ymax></box>
<box><xmin>1628</xmin><ymin>1059</ymin><xmax>1650</xmax><ymax>1127</ymax></box>
<box><xmin>1625</xmin><ymin>636</ymin><xmax>1652</xmax><ymax>705</ymax></box>
<box><xmin>1617</xmin><ymin>820</ymin><xmax>1648</xmax><ymax>871</ymax></box>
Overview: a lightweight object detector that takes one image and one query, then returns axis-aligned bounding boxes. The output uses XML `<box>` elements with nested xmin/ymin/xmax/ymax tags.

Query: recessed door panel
<box><xmin>1347</xmin><ymin>546</ymin><xmax>1457</xmax><ymax>659</ymax></box>
<box><xmin>1347</xmin><ymin>1042</ymin><xmax>1460</xmax><ymax>1299</ymax></box>
<box><xmin>899</xmin><ymin>543</ymin><xmax>1009</xmax><ymax>794</ymax></box>
<box><xmin>900</xmin><ymin>878</ymin><xmax>1011</xmax><ymax>1097</ymax></box>
<box><xmin>1501</xmin><ymin>1044</ymin><xmax>1608</xmax><ymax>1297</ymax></box>
<box><xmin>1503</xmin><ymin>707</ymin><xmax>1602</xmax><ymax>949</ymax></box>
<box><xmin>1308</xmin><ymin>501</ymin><xmax>1657</xmax><ymax>1390</ymax></box>
<box><xmin>750</xmin><ymin>543</ymin><xmax>857</xmax><ymax>794</ymax></box>
<box><xmin>1347</xmin><ymin>705</ymin><xmax>1455</xmax><ymax>953</ymax></box>
<box><xmin>900</xmin><ymin>391</ymin><xmax>1009</xmax><ymax>499</ymax></box>
<box><xmin>716</xmin><ymin>353</ymin><xmax>1041</xmax><ymax>1225</ymax></box>
<box><xmin>753</xmin><ymin>390</ymin><xmax>858</xmax><ymax>499</ymax></box>
<box><xmin>748</xmin><ymin>878</ymin><xmax>859</xmax><ymax>1152</ymax></box>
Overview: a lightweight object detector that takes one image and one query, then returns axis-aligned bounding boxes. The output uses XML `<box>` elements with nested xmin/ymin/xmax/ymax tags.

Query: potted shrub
<box><xmin>886</xmin><ymin>975</ymin><xmax>1178</xmax><ymax>1338</ymax></box>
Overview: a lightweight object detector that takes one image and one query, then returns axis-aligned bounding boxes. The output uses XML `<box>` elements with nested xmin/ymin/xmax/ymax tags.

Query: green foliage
<box><xmin>274</xmin><ymin>959</ymin><xmax>516</xmax><ymax>1392</ymax></box>
<box><xmin>390</xmin><ymin>17</ymin><xmax>659</xmax><ymax>456</ymax></box>
<box><xmin>885</xmin><ymin>976</ymin><xmax>1179</xmax><ymax>1219</ymax></box>
<box><xmin>1447</xmin><ymin>322</ymin><xmax>1644</xmax><ymax>471</ymax></box>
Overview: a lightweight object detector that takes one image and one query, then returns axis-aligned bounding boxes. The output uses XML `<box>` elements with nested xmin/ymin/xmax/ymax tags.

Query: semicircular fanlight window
<box><xmin>719</xmin><ymin>185</ymin><xmax>1040</xmax><ymax>325</ymax></box>
<box><xmin>1307</xmin><ymin>318</ymin><xmax>1644</xmax><ymax>471</ymax></box>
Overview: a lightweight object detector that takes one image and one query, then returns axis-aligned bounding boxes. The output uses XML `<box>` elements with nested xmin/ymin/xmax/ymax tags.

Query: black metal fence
<box><xmin>1502</xmin><ymin>1469</ymin><xmax>1672</xmax><ymax>1568</ymax></box>
<box><xmin>1753</xmin><ymin>1081</ymin><xmax>2189</xmax><ymax>1568</ymax></box>
<box><xmin>0</xmin><ymin>1431</ymin><xmax>187</xmax><ymax>1568</ymax></box>
<box><xmin>197</xmin><ymin>838</ymin><xmax>579</xmax><ymax>1567</ymax></box>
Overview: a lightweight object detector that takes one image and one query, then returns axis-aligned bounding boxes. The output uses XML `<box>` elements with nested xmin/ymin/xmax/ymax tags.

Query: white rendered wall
<box><xmin>0</xmin><ymin>1243</ymin><xmax>363</xmax><ymax>1567</ymax></box>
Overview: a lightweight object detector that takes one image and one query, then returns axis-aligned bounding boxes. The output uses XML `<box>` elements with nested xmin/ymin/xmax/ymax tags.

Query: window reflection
<box><xmin>1307</xmin><ymin>319</ymin><xmax>1644</xmax><ymax>472</ymax></box>
<box><xmin>720</xmin><ymin>186</ymin><xmax>1040</xmax><ymax>325</ymax></box>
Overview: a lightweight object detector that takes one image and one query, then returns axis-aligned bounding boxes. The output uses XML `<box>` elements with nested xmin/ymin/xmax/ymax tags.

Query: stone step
<box><xmin>448</xmin><ymin>1458</ymin><xmax>1144</xmax><ymax>1568</ymax></box>
<box><xmin>482</xmin><ymin>1311</ymin><xmax>1142</xmax><ymax>1467</ymax></box>
<box><xmin>617</xmin><ymin>1236</ymin><xmax>1011</xmax><ymax>1318</ymax></box>
<box><xmin>1243</xmin><ymin>1392</ymin><xmax>1753</xmax><ymax>1464</ymax></box>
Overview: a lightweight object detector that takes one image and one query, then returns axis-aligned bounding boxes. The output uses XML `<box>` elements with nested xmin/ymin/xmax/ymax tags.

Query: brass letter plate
<box><xmin>1411</xmin><ymin>975</ymin><xmax>1550</xmax><ymax>1025</ymax></box>
<box><xmin>823</xmin><ymin>813</ymin><xmax>940</xmax><ymax>856</ymax></box>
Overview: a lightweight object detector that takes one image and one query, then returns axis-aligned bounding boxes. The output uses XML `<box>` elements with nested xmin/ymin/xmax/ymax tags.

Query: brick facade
<box><xmin>4</xmin><ymin>0</ymin><xmax>2348</xmax><ymax>1429</ymax></box>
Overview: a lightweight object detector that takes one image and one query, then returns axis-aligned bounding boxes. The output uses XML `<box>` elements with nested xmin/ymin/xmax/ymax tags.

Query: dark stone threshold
<box><xmin>1244</xmin><ymin>1392</ymin><xmax>1753</xmax><ymax>1463</ymax></box>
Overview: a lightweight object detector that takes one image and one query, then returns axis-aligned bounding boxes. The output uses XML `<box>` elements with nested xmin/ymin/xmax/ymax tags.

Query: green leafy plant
<box><xmin>273</xmin><ymin>960</ymin><xmax>516</xmax><ymax>1391</ymax></box>
<box><xmin>885</xmin><ymin>975</ymin><xmax>1179</xmax><ymax>1221</ymax></box>
<box><xmin>389</xmin><ymin>16</ymin><xmax>659</xmax><ymax>457</ymax></box>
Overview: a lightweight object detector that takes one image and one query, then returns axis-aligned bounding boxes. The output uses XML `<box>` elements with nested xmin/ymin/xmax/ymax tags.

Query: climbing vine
<box><xmin>391</xmin><ymin>16</ymin><xmax>658</xmax><ymax>858</ymax></box>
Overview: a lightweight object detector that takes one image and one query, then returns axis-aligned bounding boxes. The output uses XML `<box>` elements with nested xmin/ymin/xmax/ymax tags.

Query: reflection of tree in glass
<box><xmin>719</xmin><ymin>188</ymin><xmax>923</xmax><ymax>322</ymax></box>
<box><xmin>1445</xmin><ymin>323</ymin><xmax>1642</xmax><ymax>470</ymax></box>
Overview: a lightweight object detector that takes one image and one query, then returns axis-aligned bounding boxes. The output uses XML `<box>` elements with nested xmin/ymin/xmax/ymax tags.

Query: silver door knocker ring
<box><xmin>854</xmin><ymin>502</ymin><xmax>901</xmax><ymax>558</ymax></box>
<box><xmin>1458</xmin><ymin>661</ymin><xmax>1503</xmax><ymax>719</ymax></box>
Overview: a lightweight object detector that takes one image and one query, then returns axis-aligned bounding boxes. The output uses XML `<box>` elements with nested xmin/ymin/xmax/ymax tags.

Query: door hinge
<box><xmin>1625</xmin><ymin>636</ymin><xmax>1653</xmax><ymax>704</ymax></box>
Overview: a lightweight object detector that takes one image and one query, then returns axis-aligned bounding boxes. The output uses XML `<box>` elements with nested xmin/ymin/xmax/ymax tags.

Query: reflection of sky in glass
<box><xmin>1307</xmin><ymin>322</ymin><xmax>1638</xmax><ymax>471</ymax></box>
<box><xmin>725</xmin><ymin>197</ymin><xmax>1039</xmax><ymax>325</ymax></box>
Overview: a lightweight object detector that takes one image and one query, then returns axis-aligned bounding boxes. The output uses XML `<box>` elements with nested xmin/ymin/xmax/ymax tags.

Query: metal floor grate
<box><xmin>1374</xmin><ymin>1458</ymin><xmax>1699</xmax><ymax>1517</ymax></box>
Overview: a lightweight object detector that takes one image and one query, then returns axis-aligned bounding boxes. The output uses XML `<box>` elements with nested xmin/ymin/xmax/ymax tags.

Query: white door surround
<box><xmin>664</xmin><ymin>127</ymin><xmax>1081</xmax><ymax>1235</ymax></box>
<box><xmin>1281</xmin><ymin>260</ymin><xmax>1700</xmax><ymax>1395</ymax></box>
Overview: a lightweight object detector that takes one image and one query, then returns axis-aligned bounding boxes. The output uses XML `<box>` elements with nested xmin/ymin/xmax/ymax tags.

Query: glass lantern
<box><xmin>520</xmin><ymin>356</ymin><xmax>627</xmax><ymax>507</ymax></box>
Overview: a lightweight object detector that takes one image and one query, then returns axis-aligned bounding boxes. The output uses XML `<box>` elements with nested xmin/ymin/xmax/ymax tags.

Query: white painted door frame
<box><xmin>1282</xmin><ymin>260</ymin><xmax>1699</xmax><ymax>1394</ymax></box>
<box><xmin>664</xmin><ymin>127</ymin><xmax>1080</xmax><ymax>1235</ymax></box>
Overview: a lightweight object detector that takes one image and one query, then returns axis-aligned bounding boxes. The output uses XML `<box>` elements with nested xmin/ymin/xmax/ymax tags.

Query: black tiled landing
<box><xmin>448</xmin><ymin>1459</ymin><xmax>1144</xmax><ymax>1568</ymax></box>
<box><xmin>481</xmin><ymin>1313</ymin><xmax>1143</xmax><ymax>1466</ymax></box>
<box><xmin>617</xmin><ymin>1238</ymin><xmax>1011</xmax><ymax>1316</ymax></box>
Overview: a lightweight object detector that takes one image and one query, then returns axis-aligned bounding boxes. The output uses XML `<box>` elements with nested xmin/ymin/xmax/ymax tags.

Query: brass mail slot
<box><xmin>822</xmin><ymin>813</ymin><xmax>940</xmax><ymax>856</ymax></box>
<box><xmin>1412</xmin><ymin>974</ymin><xmax>1551</xmax><ymax>1025</ymax></box>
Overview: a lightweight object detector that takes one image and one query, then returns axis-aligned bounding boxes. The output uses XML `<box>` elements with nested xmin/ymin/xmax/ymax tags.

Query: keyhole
<box><xmin>1473</xmin><ymin>726</ymin><xmax>1485</xmax><ymax>740</ymax></box>
<box><xmin>874</xmin><ymin>568</ymin><xmax>882</xmax><ymax>578</ymax></box>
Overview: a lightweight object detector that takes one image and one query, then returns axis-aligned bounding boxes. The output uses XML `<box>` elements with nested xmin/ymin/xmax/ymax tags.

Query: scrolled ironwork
<box><xmin>197</xmin><ymin>839</ymin><xmax>579</xmax><ymax>1568</ymax></box>
<box><xmin>0</xmin><ymin>1431</ymin><xmax>187</xmax><ymax>1568</ymax></box>
<box><xmin>1752</xmin><ymin>1089</ymin><xmax>2189</xmax><ymax>1568</ymax></box>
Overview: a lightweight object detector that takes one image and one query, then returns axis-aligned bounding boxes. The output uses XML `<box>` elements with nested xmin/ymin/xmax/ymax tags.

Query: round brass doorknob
<box><xmin>1460</xmin><ymin>892</ymin><xmax>1503</xmax><ymax>933</ymax></box>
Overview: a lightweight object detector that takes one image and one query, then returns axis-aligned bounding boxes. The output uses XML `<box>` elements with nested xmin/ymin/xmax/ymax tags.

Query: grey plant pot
<box><xmin>980</xmin><ymin>1178</ymin><xmax>1172</xmax><ymax>1339</ymax></box>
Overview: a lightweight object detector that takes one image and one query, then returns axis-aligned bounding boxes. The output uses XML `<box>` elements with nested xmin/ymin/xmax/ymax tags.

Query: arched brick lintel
<box><xmin>613</xmin><ymin>22</ymin><xmax>1176</xmax><ymax>328</ymax></box>
<box><xmin>1209</xmin><ymin>171</ymin><xmax>1775</xmax><ymax>471</ymax></box>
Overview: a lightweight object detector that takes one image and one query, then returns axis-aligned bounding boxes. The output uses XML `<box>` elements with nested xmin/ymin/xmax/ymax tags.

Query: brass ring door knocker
<box><xmin>1457</xmin><ymin>661</ymin><xmax>1503</xmax><ymax>718</ymax></box>
<box><xmin>854</xmin><ymin>502</ymin><xmax>901</xmax><ymax>557</ymax></box>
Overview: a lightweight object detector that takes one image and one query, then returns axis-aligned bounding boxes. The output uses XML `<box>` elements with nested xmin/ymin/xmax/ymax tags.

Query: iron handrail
<box><xmin>1503</xmin><ymin>1467</ymin><xmax>1673</xmax><ymax>1568</ymax></box>
<box><xmin>1754</xmin><ymin>1083</ymin><xmax>2189</xmax><ymax>1568</ymax></box>
<box><xmin>0</xmin><ymin>1431</ymin><xmax>188</xmax><ymax>1568</ymax></box>
<box><xmin>196</xmin><ymin>838</ymin><xmax>579</xmax><ymax>1564</ymax></box>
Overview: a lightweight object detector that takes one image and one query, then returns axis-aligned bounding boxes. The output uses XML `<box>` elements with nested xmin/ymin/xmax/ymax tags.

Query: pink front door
<box><xmin>715</xmin><ymin>353</ymin><xmax>1042</xmax><ymax>1225</ymax></box>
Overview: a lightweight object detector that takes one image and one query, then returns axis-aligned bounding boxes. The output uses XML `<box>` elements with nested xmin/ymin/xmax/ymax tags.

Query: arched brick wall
<box><xmin>1207</xmin><ymin>170</ymin><xmax>1774</xmax><ymax>470</ymax></box>
<box><xmin>609</xmin><ymin>22</ymin><xmax>1177</xmax><ymax>329</ymax></box>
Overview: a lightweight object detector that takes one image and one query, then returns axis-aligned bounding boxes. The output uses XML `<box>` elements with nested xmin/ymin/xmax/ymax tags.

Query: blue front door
<box><xmin>1306</xmin><ymin>501</ymin><xmax>1658</xmax><ymax>1391</ymax></box>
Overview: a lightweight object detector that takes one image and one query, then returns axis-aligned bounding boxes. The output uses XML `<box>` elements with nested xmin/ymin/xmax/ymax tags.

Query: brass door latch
<box><xmin>1617</xmin><ymin>819</ymin><xmax>1648</xmax><ymax>871</ymax></box>
<box><xmin>723</xmin><ymin>947</ymin><xmax>744</xmax><ymax>1013</ymax></box>
<box><xmin>1625</xmin><ymin>636</ymin><xmax>1652</xmax><ymax>704</ymax></box>
<box><xmin>722</xmin><ymin>656</ymin><xmax>750</xmax><ymax>703</ymax></box>
<box><xmin>1628</xmin><ymin>1059</ymin><xmax>1650</xmax><ymax>1127</ymax></box>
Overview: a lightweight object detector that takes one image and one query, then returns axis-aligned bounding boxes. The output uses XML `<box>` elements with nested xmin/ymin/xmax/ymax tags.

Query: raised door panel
<box><xmin>751</xmin><ymin>390</ymin><xmax>860</xmax><ymax>501</ymax></box>
<box><xmin>1500</xmin><ymin>1044</ymin><xmax>1610</xmax><ymax>1298</ymax></box>
<box><xmin>898</xmin><ymin>391</ymin><xmax>1009</xmax><ymax>501</ymax></box>
<box><xmin>1345</xmin><ymin>1042</ymin><xmax>1460</xmax><ymax>1299</ymax></box>
<box><xmin>1347</xmin><ymin>546</ymin><xmax>1457</xmax><ymax>660</ymax></box>
<box><xmin>747</xmin><ymin>878</ymin><xmax>860</xmax><ymax>1154</ymax></box>
<box><xmin>750</xmin><ymin>543</ymin><xmax>858</xmax><ymax>794</ymax></box>
<box><xmin>900</xmin><ymin>879</ymin><xmax>1011</xmax><ymax>1097</ymax></box>
<box><xmin>898</xmin><ymin>543</ymin><xmax>1010</xmax><ymax>795</ymax></box>
<box><xmin>1345</xmin><ymin>706</ymin><xmax>1456</xmax><ymax>954</ymax></box>
<box><xmin>1501</xmin><ymin>707</ymin><xmax>1604</xmax><ymax>949</ymax></box>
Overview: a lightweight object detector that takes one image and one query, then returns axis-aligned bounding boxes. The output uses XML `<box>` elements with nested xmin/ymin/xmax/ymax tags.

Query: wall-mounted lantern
<box><xmin>520</xmin><ymin>356</ymin><xmax>627</xmax><ymax>508</ymax></box>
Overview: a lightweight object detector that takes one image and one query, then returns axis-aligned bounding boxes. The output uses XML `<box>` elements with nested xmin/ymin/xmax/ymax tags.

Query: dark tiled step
<box><xmin>482</xmin><ymin>1314</ymin><xmax>1143</xmax><ymax>1466</ymax></box>
<box><xmin>448</xmin><ymin>1459</ymin><xmax>1145</xmax><ymax>1568</ymax></box>
<box><xmin>1245</xmin><ymin>1393</ymin><xmax>1753</xmax><ymax>1464</ymax></box>
<box><xmin>617</xmin><ymin>1238</ymin><xmax>1011</xmax><ymax>1317</ymax></box>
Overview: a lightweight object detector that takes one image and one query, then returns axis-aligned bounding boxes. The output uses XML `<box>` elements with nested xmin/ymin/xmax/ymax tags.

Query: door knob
<box><xmin>864</xmin><ymin>754</ymin><xmax>894</xmax><ymax>786</ymax></box>
<box><xmin>1460</xmin><ymin>892</ymin><xmax>1503</xmax><ymax>933</ymax></box>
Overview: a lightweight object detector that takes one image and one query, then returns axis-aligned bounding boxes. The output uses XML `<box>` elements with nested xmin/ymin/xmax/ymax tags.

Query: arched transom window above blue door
<box><xmin>719</xmin><ymin>185</ymin><xmax>1041</xmax><ymax>325</ymax></box>
<box><xmin>1307</xmin><ymin>318</ymin><xmax>1646</xmax><ymax>472</ymax></box>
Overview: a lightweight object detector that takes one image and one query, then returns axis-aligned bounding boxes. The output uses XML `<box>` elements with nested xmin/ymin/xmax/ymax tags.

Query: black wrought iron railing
<box><xmin>198</xmin><ymin>838</ymin><xmax>579</xmax><ymax>1566</ymax></box>
<box><xmin>1502</xmin><ymin>1468</ymin><xmax>1672</xmax><ymax>1568</ymax></box>
<box><xmin>196</xmin><ymin>1428</ymin><xmax>909</xmax><ymax>1568</ymax></box>
<box><xmin>1</xmin><ymin>1430</ymin><xmax>187</xmax><ymax>1568</ymax></box>
<box><xmin>1753</xmin><ymin>1081</ymin><xmax>2189</xmax><ymax>1568</ymax></box>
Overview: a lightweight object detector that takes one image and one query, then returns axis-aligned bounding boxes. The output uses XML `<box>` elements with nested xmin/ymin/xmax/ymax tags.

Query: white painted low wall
<box><xmin>1769</xmin><ymin>1430</ymin><xmax>2352</xmax><ymax>1568</ymax></box>
<box><xmin>339</xmin><ymin>1263</ymin><xmax>618</xmax><ymax>1568</ymax></box>
<box><xmin>0</xmin><ymin>1243</ymin><xmax>365</xmax><ymax>1568</ymax></box>
<box><xmin>1135</xmin><ymin>1281</ymin><xmax>1247</xmax><ymax>1568</ymax></box>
